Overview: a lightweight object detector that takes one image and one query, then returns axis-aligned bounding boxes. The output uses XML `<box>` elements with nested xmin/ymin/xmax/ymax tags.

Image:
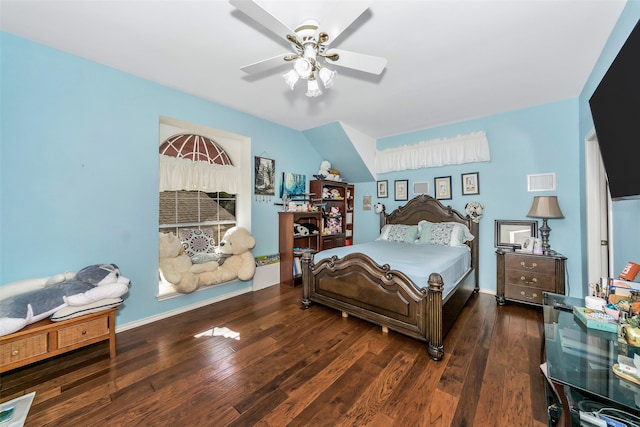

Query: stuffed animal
<box><xmin>159</xmin><ymin>232</ymin><xmax>219</xmax><ymax>294</ymax></box>
<box><xmin>318</xmin><ymin>160</ymin><xmax>341</xmax><ymax>182</ymax></box>
<box><xmin>322</xmin><ymin>187</ymin><xmax>330</xmax><ymax>199</ymax></box>
<box><xmin>0</xmin><ymin>264</ymin><xmax>130</xmax><ymax>336</ymax></box>
<box><xmin>294</xmin><ymin>222</ymin><xmax>319</xmax><ymax>236</ymax></box>
<box><xmin>294</xmin><ymin>223</ymin><xmax>309</xmax><ymax>236</ymax></box>
<box><xmin>198</xmin><ymin>227</ymin><xmax>256</xmax><ymax>286</ymax></box>
<box><xmin>465</xmin><ymin>201</ymin><xmax>484</xmax><ymax>223</ymax></box>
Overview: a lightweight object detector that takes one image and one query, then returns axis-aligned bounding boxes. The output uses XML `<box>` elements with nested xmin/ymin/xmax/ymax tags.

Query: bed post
<box><xmin>301</xmin><ymin>250</ymin><xmax>312</xmax><ymax>309</ymax></box>
<box><xmin>427</xmin><ymin>273</ymin><xmax>444</xmax><ymax>361</ymax></box>
<box><xmin>469</xmin><ymin>219</ymin><xmax>480</xmax><ymax>292</ymax></box>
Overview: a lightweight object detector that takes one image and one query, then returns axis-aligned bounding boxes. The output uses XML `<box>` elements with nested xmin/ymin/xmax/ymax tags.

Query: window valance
<box><xmin>159</xmin><ymin>155</ymin><xmax>240</xmax><ymax>194</ymax></box>
<box><xmin>376</xmin><ymin>131</ymin><xmax>490</xmax><ymax>174</ymax></box>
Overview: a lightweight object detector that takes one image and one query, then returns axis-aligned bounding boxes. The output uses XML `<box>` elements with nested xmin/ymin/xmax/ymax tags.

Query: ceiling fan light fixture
<box><xmin>283</xmin><ymin>69</ymin><xmax>300</xmax><ymax>90</ymax></box>
<box><xmin>319</xmin><ymin>67</ymin><xmax>336</xmax><ymax>88</ymax></box>
<box><xmin>293</xmin><ymin>58</ymin><xmax>313</xmax><ymax>79</ymax></box>
<box><xmin>306</xmin><ymin>77</ymin><xmax>322</xmax><ymax>97</ymax></box>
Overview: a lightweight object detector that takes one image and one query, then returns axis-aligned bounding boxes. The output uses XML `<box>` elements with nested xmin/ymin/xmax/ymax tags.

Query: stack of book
<box><xmin>573</xmin><ymin>306</ymin><xmax>618</xmax><ymax>333</ymax></box>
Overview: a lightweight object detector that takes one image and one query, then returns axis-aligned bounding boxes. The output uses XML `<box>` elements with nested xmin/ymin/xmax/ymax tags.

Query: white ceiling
<box><xmin>0</xmin><ymin>0</ymin><xmax>627</xmax><ymax>139</ymax></box>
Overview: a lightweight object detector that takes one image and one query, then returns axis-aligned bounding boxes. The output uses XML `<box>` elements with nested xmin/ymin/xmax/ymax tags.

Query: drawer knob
<box><xmin>82</xmin><ymin>330</ymin><xmax>87</xmax><ymax>335</ymax></box>
<box><xmin>520</xmin><ymin>261</ymin><xmax>537</xmax><ymax>270</ymax></box>
<box><xmin>520</xmin><ymin>276</ymin><xmax>538</xmax><ymax>285</ymax></box>
<box><xmin>520</xmin><ymin>291</ymin><xmax>538</xmax><ymax>299</ymax></box>
<box><xmin>12</xmin><ymin>350</ymin><xmax>19</xmax><ymax>356</ymax></box>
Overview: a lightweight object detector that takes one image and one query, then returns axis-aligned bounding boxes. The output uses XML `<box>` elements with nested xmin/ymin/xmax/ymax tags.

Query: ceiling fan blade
<box><xmin>322</xmin><ymin>1</ymin><xmax>371</xmax><ymax>46</ymax></box>
<box><xmin>324</xmin><ymin>49</ymin><xmax>387</xmax><ymax>75</ymax></box>
<box><xmin>230</xmin><ymin>0</ymin><xmax>295</xmax><ymax>40</ymax></box>
<box><xmin>240</xmin><ymin>53</ymin><xmax>290</xmax><ymax>75</ymax></box>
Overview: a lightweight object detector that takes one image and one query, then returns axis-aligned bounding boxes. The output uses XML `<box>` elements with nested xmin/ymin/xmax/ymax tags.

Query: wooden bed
<box><xmin>301</xmin><ymin>195</ymin><xmax>479</xmax><ymax>361</ymax></box>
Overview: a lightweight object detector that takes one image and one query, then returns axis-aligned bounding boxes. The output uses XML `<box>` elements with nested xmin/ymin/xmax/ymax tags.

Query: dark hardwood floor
<box><xmin>1</xmin><ymin>284</ymin><xmax>549</xmax><ymax>426</ymax></box>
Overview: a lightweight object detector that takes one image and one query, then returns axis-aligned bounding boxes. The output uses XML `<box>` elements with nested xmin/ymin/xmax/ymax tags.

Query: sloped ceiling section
<box><xmin>303</xmin><ymin>122</ymin><xmax>375</xmax><ymax>183</ymax></box>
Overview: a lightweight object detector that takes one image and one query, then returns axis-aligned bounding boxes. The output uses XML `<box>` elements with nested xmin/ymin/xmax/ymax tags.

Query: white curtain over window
<box><xmin>159</xmin><ymin>155</ymin><xmax>240</xmax><ymax>193</ymax></box>
<box><xmin>376</xmin><ymin>131</ymin><xmax>490</xmax><ymax>174</ymax></box>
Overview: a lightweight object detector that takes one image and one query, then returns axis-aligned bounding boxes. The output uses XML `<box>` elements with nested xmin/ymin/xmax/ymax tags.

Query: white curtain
<box><xmin>159</xmin><ymin>155</ymin><xmax>240</xmax><ymax>194</ymax></box>
<box><xmin>375</xmin><ymin>131</ymin><xmax>490</xmax><ymax>174</ymax></box>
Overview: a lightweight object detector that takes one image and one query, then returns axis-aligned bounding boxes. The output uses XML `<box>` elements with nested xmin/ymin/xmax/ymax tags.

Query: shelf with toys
<box><xmin>309</xmin><ymin>179</ymin><xmax>355</xmax><ymax>249</ymax></box>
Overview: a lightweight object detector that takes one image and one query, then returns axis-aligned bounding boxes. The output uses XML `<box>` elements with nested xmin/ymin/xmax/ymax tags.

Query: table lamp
<box><xmin>527</xmin><ymin>196</ymin><xmax>564</xmax><ymax>255</ymax></box>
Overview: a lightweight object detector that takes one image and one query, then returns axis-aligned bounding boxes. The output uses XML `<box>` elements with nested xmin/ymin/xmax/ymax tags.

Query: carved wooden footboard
<box><xmin>300</xmin><ymin>194</ymin><xmax>480</xmax><ymax>361</ymax></box>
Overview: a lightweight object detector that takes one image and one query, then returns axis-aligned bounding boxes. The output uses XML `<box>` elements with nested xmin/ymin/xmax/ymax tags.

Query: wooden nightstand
<box><xmin>496</xmin><ymin>250</ymin><xmax>566</xmax><ymax>306</ymax></box>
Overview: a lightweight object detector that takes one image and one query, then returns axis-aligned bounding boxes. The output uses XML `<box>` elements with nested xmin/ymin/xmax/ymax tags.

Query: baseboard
<box><xmin>252</xmin><ymin>263</ymin><xmax>280</xmax><ymax>291</ymax></box>
<box><xmin>478</xmin><ymin>288</ymin><xmax>496</xmax><ymax>296</ymax></box>
<box><xmin>116</xmin><ymin>287</ymin><xmax>251</xmax><ymax>333</ymax></box>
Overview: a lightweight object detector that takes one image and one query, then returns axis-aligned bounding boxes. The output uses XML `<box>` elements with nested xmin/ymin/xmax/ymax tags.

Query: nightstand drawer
<box><xmin>504</xmin><ymin>270</ymin><xmax>556</xmax><ymax>291</ymax></box>
<box><xmin>0</xmin><ymin>333</ymin><xmax>48</xmax><ymax>365</ymax></box>
<box><xmin>496</xmin><ymin>250</ymin><xmax>566</xmax><ymax>306</ymax></box>
<box><xmin>505</xmin><ymin>284</ymin><xmax>544</xmax><ymax>304</ymax></box>
<box><xmin>505</xmin><ymin>254</ymin><xmax>555</xmax><ymax>275</ymax></box>
<box><xmin>57</xmin><ymin>317</ymin><xmax>109</xmax><ymax>349</ymax></box>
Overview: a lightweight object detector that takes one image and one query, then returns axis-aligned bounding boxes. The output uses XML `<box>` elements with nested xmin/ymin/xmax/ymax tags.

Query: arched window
<box><xmin>158</xmin><ymin>119</ymin><xmax>251</xmax><ymax>298</ymax></box>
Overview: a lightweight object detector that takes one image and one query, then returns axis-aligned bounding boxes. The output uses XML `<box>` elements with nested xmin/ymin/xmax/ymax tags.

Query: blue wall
<box><xmin>2</xmin><ymin>2</ymin><xmax>638</xmax><ymax>330</ymax></box>
<box><xmin>375</xmin><ymin>100</ymin><xmax>583</xmax><ymax>296</ymax></box>
<box><xmin>579</xmin><ymin>1</ymin><xmax>640</xmax><ymax>277</ymax></box>
<box><xmin>0</xmin><ymin>33</ymin><xmax>321</xmax><ymax>326</ymax></box>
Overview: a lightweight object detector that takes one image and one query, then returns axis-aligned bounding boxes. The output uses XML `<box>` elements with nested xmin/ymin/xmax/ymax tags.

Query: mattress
<box><xmin>314</xmin><ymin>240</ymin><xmax>471</xmax><ymax>297</ymax></box>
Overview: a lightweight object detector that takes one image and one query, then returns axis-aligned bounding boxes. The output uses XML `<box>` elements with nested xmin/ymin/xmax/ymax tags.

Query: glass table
<box><xmin>543</xmin><ymin>292</ymin><xmax>640</xmax><ymax>425</ymax></box>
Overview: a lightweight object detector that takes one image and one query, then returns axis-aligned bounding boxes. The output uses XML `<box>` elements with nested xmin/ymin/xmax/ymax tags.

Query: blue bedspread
<box><xmin>314</xmin><ymin>241</ymin><xmax>471</xmax><ymax>297</ymax></box>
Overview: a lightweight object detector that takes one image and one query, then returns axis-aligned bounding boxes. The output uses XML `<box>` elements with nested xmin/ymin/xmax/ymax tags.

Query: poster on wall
<box><xmin>279</xmin><ymin>172</ymin><xmax>306</xmax><ymax>198</ymax></box>
<box><xmin>254</xmin><ymin>156</ymin><xmax>275</xmax><ymax>196</ymax></box>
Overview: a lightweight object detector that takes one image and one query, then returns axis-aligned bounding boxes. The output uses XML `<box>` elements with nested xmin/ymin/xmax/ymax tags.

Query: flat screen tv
<box><xmin>589</xmin><ymin>19</ymin><xmax>640</xmax><ymax>200</ymax></box>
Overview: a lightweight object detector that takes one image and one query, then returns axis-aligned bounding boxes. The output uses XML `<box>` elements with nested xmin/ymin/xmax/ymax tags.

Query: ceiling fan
<box><xmin>229</xmin><ymin>0</ymin><xmax>387</xmax><ymax>97</ymax></box>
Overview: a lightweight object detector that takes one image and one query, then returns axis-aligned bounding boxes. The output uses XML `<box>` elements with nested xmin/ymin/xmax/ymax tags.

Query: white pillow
<box><xmin>50</xmin><ymin>298</ymin><xmax>122</xmax><ymax>322</ymax></box>
<box><xmin>448</xmin><ymin>222</ymin><xmax>475</xmax><ymax>247</ymax></box>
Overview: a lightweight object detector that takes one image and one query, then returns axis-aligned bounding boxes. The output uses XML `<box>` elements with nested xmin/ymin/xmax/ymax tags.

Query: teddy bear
<box><xmin>0</xmin><ymin>264</ymin><xmax>130</xmax><ymax>336</ymax></box>
<box><xmin>317</xmin><ymin>160</ymin><xmax>341</xmax><ymax>182</ymax></box>
<box><xmin>198</xmin><ymin>227</ymin><xmax>256</xmax><ymax>286</ymax></box>
<box><xmin>158</xmin><ymin>232</ymin><xmax>218</xmax><ymax>294</ymax></box>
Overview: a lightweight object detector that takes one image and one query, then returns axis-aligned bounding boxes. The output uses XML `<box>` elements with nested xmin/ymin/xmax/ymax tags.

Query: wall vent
<box><xmin>413</xmin><ymin>182</ymin><xmax>429</xmax><ymax>195</ymax></box>
<box><xmin>527</xmin><ymin>173</ymin><xmax>556</xmax><ymax>192</ymax></box>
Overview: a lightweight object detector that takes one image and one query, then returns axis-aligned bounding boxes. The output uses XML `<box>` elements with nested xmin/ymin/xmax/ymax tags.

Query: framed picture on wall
<box><xmin>254</xmin><ymin>156</ymin><xmax>275</xmax><ymax>196</ymax></box>
<box><xmin>377</xmin><ymin>180</ymin><xmax>388</xmax><ymax>198</ymax></box>
<box><xmin>434</xmin><ymin>176</ymin><xmax>452</xmax><ymax>200</ymax></box>
<box><xmin>461</xmin><ymin>172</ymin><xmax>479</xmax><ymax>195</ymax></box>
<box><xmin>394</xmin><ymin>179</ymin><xmax>408</xmax><ymax>201</ymax></box>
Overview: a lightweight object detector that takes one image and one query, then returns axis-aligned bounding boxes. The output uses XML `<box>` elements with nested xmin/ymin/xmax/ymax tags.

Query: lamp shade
<box><xmin>305</xmin><ymin>78</ymin><xmax>322</xmax><ymax>97</ymax></box>
<box><xmin>527</xmin><ymin>196</ymin><xmax>564</xmax><ymax>219</ymax></box>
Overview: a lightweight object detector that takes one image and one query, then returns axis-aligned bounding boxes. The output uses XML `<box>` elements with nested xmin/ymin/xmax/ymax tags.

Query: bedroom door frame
<box><xmin>585</xmin><ymin>129</ymin><xmax>611</xmax><ymax>287</ymax></box>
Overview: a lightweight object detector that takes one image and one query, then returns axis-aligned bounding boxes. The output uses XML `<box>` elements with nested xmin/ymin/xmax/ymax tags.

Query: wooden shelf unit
<box><xmin>0</xmin><ymin>307</ymin><xmax>117</xmax><ymax>373</ymax></box>
<box><xmin>278</xmin><ymin>211</ymin><xmax>322</xmax><ymax>287</ymax></box>
<box><xmin>309</xmin><ymin>180</ymin><xmax>355</xmax><ymax>249</ymax></box>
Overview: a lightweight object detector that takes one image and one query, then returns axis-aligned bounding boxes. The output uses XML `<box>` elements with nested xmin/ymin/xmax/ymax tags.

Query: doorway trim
<box><xmin>585</xmin><ymin>129</ymin><xmax>611</xmax><ymax>287</ymax></box>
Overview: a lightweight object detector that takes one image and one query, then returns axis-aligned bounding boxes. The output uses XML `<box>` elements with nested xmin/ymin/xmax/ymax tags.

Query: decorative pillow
<box><xmin>50</xmin><ymin>298</ymin><xmax>123</xmax><ymax>322</ymax></box>
<box><xmin>191</xmin><ymin>252</ymin><xmax>219</xmax><ymax>264</ymax></box>
<box><xmin>179</xmin><ymin>229</ymin><xmax>216</xmax><ymax>257</ymax></box>
<box><xmin>377</xmin><ymin>224</ymin><xmax>419</xmax><ymax>243</ymax></box>
<box><xmin>429</xmin><ymin>223</ymin><xmax>455</xmax><ymax>246</ymax></box>
<box><xmin>417</xmin><ymin>220</ymin><xmax>433</xmax><ymax>244</ymax></box>
<box><xmin>425</xmin><ymin>222</ymin><xmax>474</xmax><ymax>246</ymax></box>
